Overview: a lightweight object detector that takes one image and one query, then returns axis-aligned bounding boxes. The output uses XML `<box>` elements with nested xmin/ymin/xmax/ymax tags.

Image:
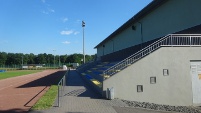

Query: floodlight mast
<box><xmin>82</xmin><ymin>21</ymin><xmax>85</xmax><ymax>64</ymax></box>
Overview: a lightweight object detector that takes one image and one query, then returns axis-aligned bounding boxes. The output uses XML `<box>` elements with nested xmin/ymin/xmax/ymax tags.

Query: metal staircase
<box><xmin>103</xmin><ymin>34</ymin><xmax>201</xmax><ymax>80</ymax></box>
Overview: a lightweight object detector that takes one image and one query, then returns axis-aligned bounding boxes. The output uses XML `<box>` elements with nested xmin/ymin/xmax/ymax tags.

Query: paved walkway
<box><xmin>30</xmin><ymin>70</ymin><xmax>178</xmax><ymax>113</ymax></box>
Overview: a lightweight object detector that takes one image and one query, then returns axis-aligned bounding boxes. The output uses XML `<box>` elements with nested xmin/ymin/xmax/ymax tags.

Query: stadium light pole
<box><xmin>82</xmin><ymin>20</ymin><xmax>85</xmax><ymax>64</ymax></box>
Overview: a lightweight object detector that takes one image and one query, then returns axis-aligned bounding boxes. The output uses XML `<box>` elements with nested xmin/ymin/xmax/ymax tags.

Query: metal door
<box><xmin>191</xmin><ymin>61</ymin><xmax>201</xmax><ymax>104</ymax></box>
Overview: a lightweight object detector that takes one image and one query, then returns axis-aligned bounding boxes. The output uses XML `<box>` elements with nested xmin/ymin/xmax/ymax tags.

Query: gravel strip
<box><xmin>122</xmin><ymin>100</ymin><xmax>201</xmax><ymax>113</ymax></box>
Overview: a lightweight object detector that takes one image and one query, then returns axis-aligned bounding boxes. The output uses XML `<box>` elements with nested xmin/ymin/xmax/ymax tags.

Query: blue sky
<box><xmin>0</xmin><ymin>0</ymin><xmax>152</xmax><ymax>55</ymax></box>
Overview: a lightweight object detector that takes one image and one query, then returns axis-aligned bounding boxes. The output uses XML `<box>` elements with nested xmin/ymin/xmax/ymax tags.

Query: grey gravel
<box><xmin>122</xmin><ymin>100</ymin><xmax>201</xmax><ymax>113</ymax></box>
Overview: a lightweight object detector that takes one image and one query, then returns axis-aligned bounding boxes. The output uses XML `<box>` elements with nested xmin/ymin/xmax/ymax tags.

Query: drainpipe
<box><xmin>138</xmin><ymin>22</ymin><xmax>143</xmax><ymax>49</ymax></box>
<box><xmin>103</xmin><ymin>44</ymin><xmax>105</xmax><ymax>55</ymax></box>
<box><xmin>112</xmin><ymin>40</ymin><xmax>114</xmax><ymax>52</ymax></box>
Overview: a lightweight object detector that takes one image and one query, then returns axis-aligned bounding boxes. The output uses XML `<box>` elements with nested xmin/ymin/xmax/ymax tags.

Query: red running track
<box><xmin>0</xmin><ymin>70</ymin><xmax>65</xmax><ymax>113</ymax></box>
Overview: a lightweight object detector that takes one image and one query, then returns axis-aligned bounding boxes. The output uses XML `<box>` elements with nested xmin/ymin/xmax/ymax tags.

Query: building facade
<box><xmin>95</xmin><ymin>0</ymin><xmax>201</xmax><ymax>61</ymax></box>
<box><xmin>91</xmin><ymin>0</ymin><xmax>201</xmax><ymax>106</ymax></box>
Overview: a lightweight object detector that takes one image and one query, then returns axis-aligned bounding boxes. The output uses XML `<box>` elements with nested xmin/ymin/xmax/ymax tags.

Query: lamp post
<box><xmin>82</xmin><ymin>20</ymin><xmax>85</xmax><ymax>64</ymax></box>
<box><xmin>21</xmin><ymin>55</ymin><xmax>23</xmax><ymax>69</ymax></box>
<box><xmin>53</xmin><ymin>49</ymin><xmax>56</xmax><ymax>67</ymax></box>
<box><xmin>59</xmin><ymin>55</ymin><xmax>60</xmax><ymax>67</ymax></box>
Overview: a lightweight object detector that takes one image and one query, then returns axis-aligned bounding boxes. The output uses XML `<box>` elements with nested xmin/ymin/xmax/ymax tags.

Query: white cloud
<box><xmin>48</xmin><ymin>8</ymin><xmax>55</xmax><ymax>13</ymax></box>
<box><xmin>41</xmin><ymin>10</ymin><xmax>49</xmax><ymax>14</ymax></box>
<box><xmin>62</xmin><ymin>18</ymin><xmax>68</xmax><ymax>23</ymax></box>
<box><xmin>60</xmin><ymin>30</ymin><xmax>80</xmax><ymax>35</ymax></box>
<box><xmin>76</xmin><ymin>19</ymin><xmax>81</xmax><ymax>24</ymax></box>
<box><xmin>41</xmin><ymin>0</ymin><xmax>45</xmax><ymax>3</ymax></box>
<box><xmin>60</xmin><ymin>30</ymin><xmax>74</xmax><ymax>35</ymax></box>
<box><xmin>41</xmin><ymin>9</ymin><xmax>55</xmax><ymax>14</ymax></box>
<box><xmin>74</xmin><ymin>31</ymin><xmax>79</xmax><ymax>35</ymax></box>
<box><xmin>62</xmin><ymin>41</ymin><xmax>71</xmax><ymax>44</ymax></box>
<box><xmin>40</xmin><ymin>0</ymin><xmax>55</xmax><ymax>15</ymax></box>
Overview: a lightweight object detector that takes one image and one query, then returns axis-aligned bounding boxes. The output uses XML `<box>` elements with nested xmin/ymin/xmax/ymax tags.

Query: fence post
<box><xmin>58</xmin><ymin>85</ymin><xmax>60</xmax><ymax>107</ymax></box>
<box><xmin>61</xmin><ymin>79</ymin><xmax>63</xmax><ymax>97</ymax></box>
<box><xmin>149</xmin><ymin>45</ymin><xmax>151</xmax><ymax>54</ymax></box>
<box><xmin>171</xmin><ymin>34</ymin><xmax>173</xmax><ymax>47</ymax></box>
<box><xmin>63</xmin><ymin>77</ymin><xmax>64</xmax><ymax>91</ymax></box>
<box><xmin>190</xmin><ymin>36</ymin><xmax>191</xmax><ymax>46</ymax></box>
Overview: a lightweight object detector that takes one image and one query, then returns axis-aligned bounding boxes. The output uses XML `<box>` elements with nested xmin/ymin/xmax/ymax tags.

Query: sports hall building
<box><xmin>78</xmin><ymin>0</ymin><xmax>201</xmax><ymax>106</ymax></box>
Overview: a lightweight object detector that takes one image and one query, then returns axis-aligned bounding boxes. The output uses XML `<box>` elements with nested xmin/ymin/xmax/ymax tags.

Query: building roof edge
<box><xmin>94</xmin><ymin>0</ymin><xmax>168</xmax><ymax>49</ymax></box>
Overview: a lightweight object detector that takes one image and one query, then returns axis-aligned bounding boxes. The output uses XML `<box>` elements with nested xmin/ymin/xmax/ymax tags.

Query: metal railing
<box><xmin>103</xmin><ymin>34</ymin><xmax>201</xmax><ymax>79</ymax></box>
<box><xmin>57</xmin><ymin>69</ymin><xmax>69</xmax><ymax>107</ymax></box>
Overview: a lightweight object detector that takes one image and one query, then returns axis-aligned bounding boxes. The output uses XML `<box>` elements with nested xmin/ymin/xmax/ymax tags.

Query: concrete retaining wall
<box><xmin>103</xmin><ymin>47</ymin><xmax>201</xmax><ymax>106</ymax></box>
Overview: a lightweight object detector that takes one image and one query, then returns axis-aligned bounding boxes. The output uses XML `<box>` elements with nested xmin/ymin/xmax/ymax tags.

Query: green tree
<box><xmin>28</xmin><ymin>53</ymin><xmax>35</xmax><ymax>64</ymax></box>
<box><xmin>38</xmin><ymin>53</ymin><xmax>47</xmax><ymax>64</ymax></box>
<box><xmin>0</xmin><ymin>51</ymin><xmax>96</xmax><ymax>66</ymax></box>
<box><xmin>14</xmin><ymin>53</ymin><xmax>23</xmax><ymax>65</ymax></box>
<box><xmin>60</xmin><ymin>55</ymin><xmax>68</xmax><ymax>64</ymax></box>
<box><xmin>6</xmin><ymin>53</ymin><xmax>15</xmax><ymax>65</ymax></box>
<box><xmin>23</xmin><ymin>54</ymin><xmax>29</xmax><ymax>65</ymax></box>
<box><xmin>0</xmin><ymin>52</ymin><xmax>7</xmax><ymax>66</ymax></box>
<box><xmin>47</xmin><ymin>54</ymin><xmax>54</xmax><ymax>64</ymax></box>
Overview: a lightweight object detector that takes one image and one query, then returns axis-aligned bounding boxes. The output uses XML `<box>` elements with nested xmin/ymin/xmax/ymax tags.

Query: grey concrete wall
<box><xmin>103</xmin><ymin>47</ymin><xmax>201</xmax><ymax>106</ymax></box>
<box><xmin>97</xmin><ymin>0</ymin><xmax>201</xmax><ymax>57</ymax></box>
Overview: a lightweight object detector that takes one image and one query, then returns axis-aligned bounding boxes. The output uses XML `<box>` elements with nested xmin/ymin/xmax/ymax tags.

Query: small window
<box><xmin>163</xmin><ymin>69</ymin><xmax>169</xmax><ymax>76</ymax></box>
<box><xmin>150</xmin><ymin>77</ymin><xmax>156</xmax><ymax>84</ymax></box>
<box><xmin>137</xmin><ymin>85</ymin><xmax>143</xmax><ymax>92</ymax></box>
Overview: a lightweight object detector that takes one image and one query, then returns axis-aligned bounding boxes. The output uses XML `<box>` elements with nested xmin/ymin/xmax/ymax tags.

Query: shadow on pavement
<box><xmin>64</xmin><ymin>70</ymin><xmax>102</xmax><ymax>99</ymax></box>
<box><xmin>17</xmin><ymin>70</ymin><xmax>66</xmax><ymax>88</ymax></box>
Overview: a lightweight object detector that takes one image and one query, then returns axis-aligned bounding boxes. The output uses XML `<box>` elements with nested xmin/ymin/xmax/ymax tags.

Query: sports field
<box><xmin>0</xmin><ymin>70</ymin><xmax>42</xmax><ymax>80</ymax></box>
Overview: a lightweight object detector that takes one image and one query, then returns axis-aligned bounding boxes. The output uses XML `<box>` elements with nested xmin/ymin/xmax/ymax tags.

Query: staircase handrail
<box><xmin>103</xmin><ymin>34</ymin><xmax>201</xmax><ymax>79</ymax></box>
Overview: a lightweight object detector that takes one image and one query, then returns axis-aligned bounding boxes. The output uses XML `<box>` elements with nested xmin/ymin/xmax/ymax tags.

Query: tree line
<box><xmin>0</xmin><ymin>52</ymin><xmax>96</xmax><ymax>66</ymax></box>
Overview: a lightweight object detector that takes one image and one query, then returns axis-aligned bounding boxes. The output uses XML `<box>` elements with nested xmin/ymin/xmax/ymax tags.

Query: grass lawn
<box><xmin>31</xmin><ymin>71</ymin><xmax>67</xmax><ymax>110</ymax></box>
<box><xmin>0</xmin><ymin>70</ymin><xmax>42</xmax><ymax>80</ymax></box>
<box><xmin>31</xmin><ymin>85</ymin><xmax>58</xmax><ymax>110</ymax></box>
